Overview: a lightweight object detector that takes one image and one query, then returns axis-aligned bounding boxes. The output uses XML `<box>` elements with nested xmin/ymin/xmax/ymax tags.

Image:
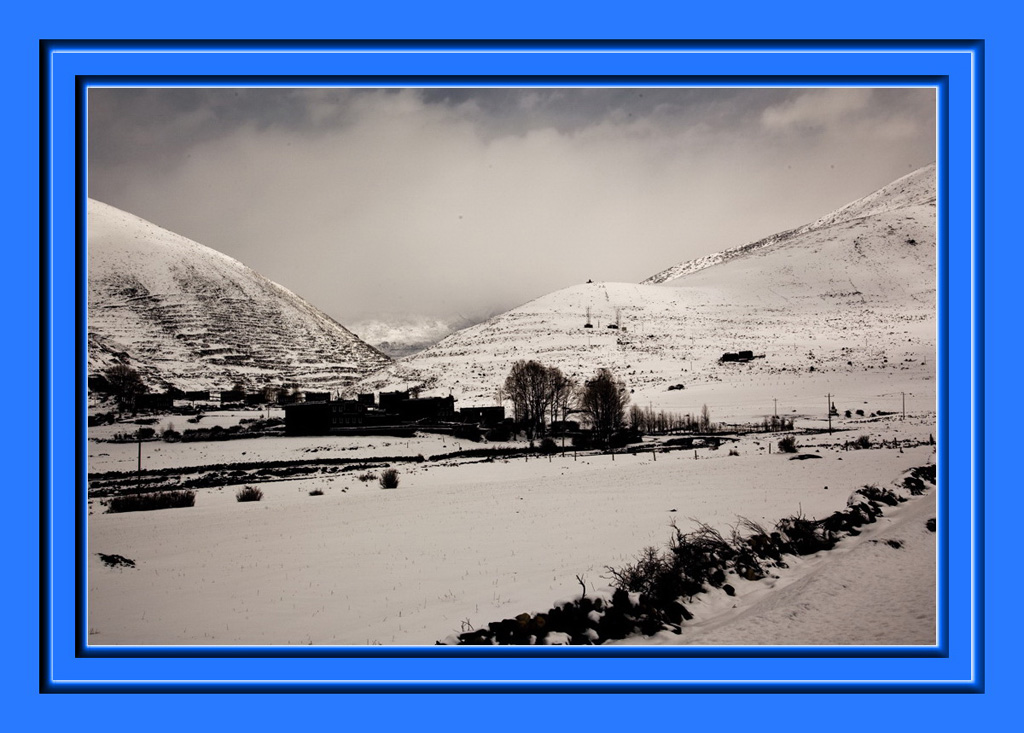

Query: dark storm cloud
<box><xmin>87</xmin><ymin>87</ymin><xmax>936</xmax><ymax>326</ymax></box>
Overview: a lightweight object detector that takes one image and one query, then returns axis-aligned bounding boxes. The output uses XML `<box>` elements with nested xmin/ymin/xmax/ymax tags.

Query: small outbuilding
<box><xmin>458</xmin><ymin>406</ymin><xmax>506</xmax><ymax>427</ymax></box>
<box><xmin>284</xmin><ymin>399</ymin><xmax>367</xmax><ymax>435</ymax></box>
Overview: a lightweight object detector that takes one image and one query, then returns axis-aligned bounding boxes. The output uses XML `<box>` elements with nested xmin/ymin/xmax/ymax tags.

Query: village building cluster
<box><xmin>283</xmin><ymin>391</ymin><xmax>505</xmax><ymax>436</ymax></box>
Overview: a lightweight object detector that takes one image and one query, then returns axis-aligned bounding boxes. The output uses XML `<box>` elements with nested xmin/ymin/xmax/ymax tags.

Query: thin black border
<box><xmin>40</xmin><ymin>39</ymin><xmax>983</xmax><ymax>692</ymax></box>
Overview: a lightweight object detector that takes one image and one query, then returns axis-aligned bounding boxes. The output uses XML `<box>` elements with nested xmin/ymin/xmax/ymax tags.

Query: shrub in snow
<box><xmin>97</xmin><ymin>553</ymin><xmax>136</xmax><ymax>568</ymax></box>
<box><xmin>902</xmin><ymin>465</ymin><xmax>935</xmax><ymax>495</ymax></box>
<box><xmin>357</xmin><ymin>472</ymin><xmax>377</xmax><ymax>482</ymax></box>
<box><xmin>853</xmin><ymin>434</ymin><xmax>872</xmax><ymax>449</ymax></box>
<box><xmin>777</xmin><ymin>435</ymin><xmax>799</xmax><ymax>453</ymax></box>
<box><xmin>855</xmin><ymin>484</ymin><xmax>903</xmax><ymax>507</ymax></box>
<box><xmin>308</xmin><ymin>488</ymin><xmax>324</xmax><ymax>496</ymax></box>
<box><xmin>379</xmin><ymin>468</ymin><xmax>400</xmax><ymax>489</ymax></box>
<box><xmin>539</xmin><ymin>438</ymin><xmax>559</xmax><ymax>455</ymax></box>
<box><xmin>235</xmin><ymin>486</ymin><xmax>263</xmax><ymax>502</ymax></box>
<box><xmin>106</xmin><ymin>490</ymin><xmax>195</xmax><ymax>513</ymax></box>
<box><xmin>774</xmin><ymin>514</ymin><xmax>835</xmax><ymax>554</ymax></box>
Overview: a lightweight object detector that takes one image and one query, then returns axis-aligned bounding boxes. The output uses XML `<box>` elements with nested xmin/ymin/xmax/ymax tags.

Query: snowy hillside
<box><xmin>642</xmin><ymin>164</ymin><xmax>936</xmax><ymax>285</ymax></box>
<box><xmin>88</xmin><ymin>199</ymin><xmax>391</xmax><ymax>393</ymax></box>
<box><xmin>355</xmin><ymin>165</ymin><xmax>936</xmax><ymax>421</ymax></box>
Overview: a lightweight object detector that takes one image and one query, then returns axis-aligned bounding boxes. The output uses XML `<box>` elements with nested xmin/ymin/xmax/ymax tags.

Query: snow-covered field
<box><xmin>88</xmin><ymin>418</ymin><xmax>936</xmax><ymax>647</ymax></box>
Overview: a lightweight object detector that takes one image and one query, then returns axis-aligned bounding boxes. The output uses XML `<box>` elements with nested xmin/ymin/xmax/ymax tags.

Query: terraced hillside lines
<box><xmin>357</xmin><ymin>165</ymin><xmax>936</xmax><ymax>419</ymax></box>
<box><xmin>87</xmin><ymin>199</ymin><xmax>391</xmax><ymax>393</ymax></box>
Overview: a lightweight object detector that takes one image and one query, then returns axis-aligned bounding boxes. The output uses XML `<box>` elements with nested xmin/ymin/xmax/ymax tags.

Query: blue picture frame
<box><xmin>41</xmin><ymin>39</ymin><xmax>979</xmax><ymax>693</ymax></box>
<box><xmin>13</xmin><ymin>4</ymin><xmax>1009</xmax><ymax>716</ymax></box>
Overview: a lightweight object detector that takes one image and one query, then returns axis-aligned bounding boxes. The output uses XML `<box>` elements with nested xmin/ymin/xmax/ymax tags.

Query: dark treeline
<box><xmin>628</xmin><ymin>403</ymin><xmax>714</xmax><ymax>434</ymax></box>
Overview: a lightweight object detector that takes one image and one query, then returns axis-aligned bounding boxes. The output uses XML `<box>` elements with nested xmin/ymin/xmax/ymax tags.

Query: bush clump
<box><xmin>777</xmin><ymin>435</ymin><xmax>799</xmax><ymax>453</ymax></box>
<box><xmin>855</xmin><ymin>484</ymin><xmax>904</xmax><ymax>506</ymax></box>
<box><xmin>308</xmin><ymin>488</ymin><xmax>324</xmax><ymax>496</ymax></box>
<box><xmin>379</xmin><ymin>468</ymin><xmax>400</xmax><ymax>489</ymax></box>
<box><xmin>107</xmin><ymin>490</ymin><xmax>196</xmax><ymax>514</ymax></box>
<box><xmin>903</xmin><ymin>464</ymin><xmax>936</xmax><ymax>495</ymax></box>
<box><xmin>853</xmin><ymin>434</ymin><xmax>872</xmax><ymax>449</ymax></box>
<box><xmin>235</xmin><ymin>486</ymin><xmax>263</xmax><ymax>502</ymax></box>
<box><xmin>539</xmin><ymin>437</ymin><xmax>559</xmax><ymax>455</ymax></box>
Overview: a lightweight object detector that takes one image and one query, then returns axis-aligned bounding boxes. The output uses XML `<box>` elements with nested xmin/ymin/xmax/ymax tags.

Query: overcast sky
<box><xmin>88</xmin><ymin>87</ymin><xmax>935</xmax><ymax>327</ymax></box>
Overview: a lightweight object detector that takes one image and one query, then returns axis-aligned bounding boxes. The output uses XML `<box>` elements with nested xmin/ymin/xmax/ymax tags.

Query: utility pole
<box><xmin>774</xmin><ymin>397</ymin><xmax>778</xmax><ymax>418</ymax></box>
<box><xmin>137</xmin><ymin>432</ymin><xmax>142</xmax><ymax>493</ymax></box>
<box><xmin>902</xmin><ymin>392</ymin><xmax>906</xmax><ymax>420</ymax></box>
<box><xmin>827</xmin><ymin>393</ymin><xmax>833</xmax><ymax>435</ymax></box>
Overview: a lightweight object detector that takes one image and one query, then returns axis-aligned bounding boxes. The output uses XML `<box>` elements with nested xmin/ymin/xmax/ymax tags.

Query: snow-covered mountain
<box><xmin>88</xmin><ymin>199</ymin><xmax>391</xmax><ymax>394</ymax></box>
<box><xmin>356</xmin><ymin>165</ymin><xmax>936</xmax><ymax>420</ymax></box>
<box><xmin>349</xmin><ymin>312</ymin><xmax>496</xmax><ymax>358</ymax></box>
<box><xmin>643</xmin><ymin>164</ymin><xmax>936</xmax><ymax>285</ymax></box>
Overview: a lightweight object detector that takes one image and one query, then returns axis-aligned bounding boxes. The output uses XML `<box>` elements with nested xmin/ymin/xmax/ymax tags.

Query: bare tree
<box><xmin>504</xmin><ymin>360</ymin><xmax>548</xmax><ymax>439</ymax></box>
<box><xmin>504</xmin><ymin>361</ymin><xmax>577</xmax><ymax>438</ymax></box>
<box><xmin>101</xmin><ymin>363</ymin><xmax>148</xmax><ymax>415</ymax></box>
<box><xmin>699</xmin><ymin>403</ymin><xmax>712</xmax><ymax>433</ymax></box>
<box><xmin>580</xmin><ymin>368</ymin><xmax>629</xmax><ymax>446</ymax></box>
<box><xmin>629</xmin><ymin>404</ymin><xmax>645</xmax><ymax>432</ymax></box>
<box><xmin>548</xmin><ymin>369</ymin><xmax>578</xmax><ymax>427</ymax></box>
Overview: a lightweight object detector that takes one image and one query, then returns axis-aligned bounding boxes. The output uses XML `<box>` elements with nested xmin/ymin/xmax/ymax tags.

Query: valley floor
<box><xmin>87</xmin><ymin>414</ymin><xmax>936</xmax><ymax>647</ymax></box>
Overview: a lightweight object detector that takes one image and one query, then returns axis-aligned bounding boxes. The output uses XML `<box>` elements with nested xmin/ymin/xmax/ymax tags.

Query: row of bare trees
<box><xmin>628</xmin><ymin>403</ymin><xmax>714</xmax><ymax>434</ymax></box>
<box><xmin>503</xmin><ymin>360</ymin><xmax>629</xmax><ymax>444</ymax></box>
